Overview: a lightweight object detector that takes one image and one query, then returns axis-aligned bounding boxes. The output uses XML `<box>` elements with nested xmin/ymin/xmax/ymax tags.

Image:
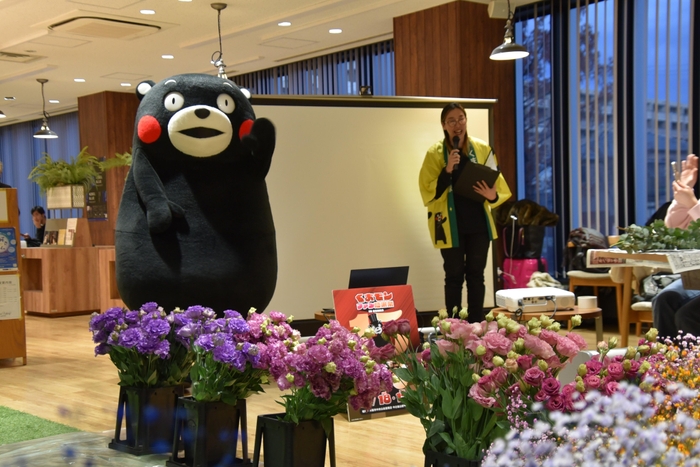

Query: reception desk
<box><xmin>22</xmin><ymin>247</ymin><xmax>101</xmax><ymax>316</ymax></box>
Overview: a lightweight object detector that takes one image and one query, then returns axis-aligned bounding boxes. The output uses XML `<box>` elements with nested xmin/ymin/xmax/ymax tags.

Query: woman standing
<box><xmin>419</xmin><ymin>103</ymin><xmax>511</xmax><ymax>322</ymax></box>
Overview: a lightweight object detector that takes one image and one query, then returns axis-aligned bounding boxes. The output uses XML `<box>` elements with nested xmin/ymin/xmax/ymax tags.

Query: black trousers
<box><xmin>440</xmin><ymin>231</ymin><xmax>491</xmax><ymax>323</ymax></box>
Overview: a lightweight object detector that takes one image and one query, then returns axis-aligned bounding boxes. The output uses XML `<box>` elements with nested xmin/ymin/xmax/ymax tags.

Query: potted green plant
<box><xmin>28</xmin><ymin>146</ymin><xmax>100</xmax><ymax>209</ymax></box>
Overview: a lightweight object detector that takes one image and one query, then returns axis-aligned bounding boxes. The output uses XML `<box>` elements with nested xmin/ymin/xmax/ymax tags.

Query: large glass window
<box><xmin>516</xmin><ymin>0</ymin><xmax>695</xmax><ymax>276</ymax></box>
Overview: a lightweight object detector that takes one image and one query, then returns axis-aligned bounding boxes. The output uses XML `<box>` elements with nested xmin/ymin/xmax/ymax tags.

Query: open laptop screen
<box><xmin>348</xmin><ymin>266</ymin><xmax>409</xmax><ymax>289</ymax></box>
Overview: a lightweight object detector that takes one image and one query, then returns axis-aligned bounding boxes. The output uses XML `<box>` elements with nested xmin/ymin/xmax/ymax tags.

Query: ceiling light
<box><xmin>210</xmin><ymin>3</ymin><xmax>229</xmax><ymax>79</ymax></box>
<box><xmin>140</xmin><ymin>9</ymin><xmax>156</xmax><ymax>15</ymax></box>
<box><xmin>490</xmin><ymin>0</ymin><xmax>529</xmax><ymax>61</ymax></box>
<box><xmin>179</xmin><ymin>0</ymin><xmax>192</xmax><ymax>2</ymax></box>
<box><xmin>162</xmin><ymin>54</ymin><xmax>174</xmax><ymax>59</ymax></box>
<box><xmin>74</xmin><ymin>78</ymin><xmax>86</xmax><ymax>82</ymax></box>
<box><xmin>278</xmin><ymin>21</ymin><xmax>291</xmax><ymax>27</ymax></box>
<box><xmin>120</xmin><ymin>83</ymin><xmax>131</xmax><ymax>87</ymax></box>
<box><xmin>0</xmin><ymin>111</ymin><xmax>6</xmax><ymax>118</ymax></box>
<box><xmin>4</xmin><ymin>97</ymin><xmax>15</xmax><ymax>101</ymax></box>
<box><xmin>329</xmin><ymin>28</ymin><xmax>342</xmax><ymax>34</ymax></box>
<box><xmin>48</xmin><ymin>99</ymin><xmax>59</xmax><ymax>104</ymax></box>
<box><xmin>33</xmin><ymin>79</ymin><xmax>58</xmax><ymax>139</ymax></box>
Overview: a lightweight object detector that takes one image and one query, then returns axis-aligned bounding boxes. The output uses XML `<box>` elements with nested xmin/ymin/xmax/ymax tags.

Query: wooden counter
<box><xmin>22</xmin><ymin>247</ymin><xmax>100</xmax><ymax>316</ymax></box>
<box><xmin>97</xmin><ymin>246</ymin><xmax>126</xmax><ymax>311</ymax></box>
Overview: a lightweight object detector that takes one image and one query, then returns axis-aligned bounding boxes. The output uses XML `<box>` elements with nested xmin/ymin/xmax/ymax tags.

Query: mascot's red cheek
<box><xmin>239</xmin><ymin>119</ymin><xmax>254</xmax><ymax>140</ymax></box>
<box><xmin>137</xmin><ymin>115</ymin><xmax>162</xmax><ymax>144</ymax></box>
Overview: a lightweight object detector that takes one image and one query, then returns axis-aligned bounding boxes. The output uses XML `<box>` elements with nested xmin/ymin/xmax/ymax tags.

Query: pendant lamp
<box><xmin>490</xmin><ymin>0</ymin><xmax>529</xmax><ymax>61</ymax></box>
<box><xmin>34</xmin><ymin>79</ymin><xmax>58</xmax><ymax>139</ymax></box>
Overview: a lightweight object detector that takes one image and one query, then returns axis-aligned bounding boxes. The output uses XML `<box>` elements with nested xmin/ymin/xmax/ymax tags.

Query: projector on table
<box><xmin>495</xmin><ymin>287</ymin><xmax>576</xmax><ymax>312</ymax></box>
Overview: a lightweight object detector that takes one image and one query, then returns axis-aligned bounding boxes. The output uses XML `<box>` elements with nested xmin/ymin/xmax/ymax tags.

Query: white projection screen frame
<box><xmin>252</xmin><ymin>95</ymin><xmax>498</xmax><ymax>320</ymax></box>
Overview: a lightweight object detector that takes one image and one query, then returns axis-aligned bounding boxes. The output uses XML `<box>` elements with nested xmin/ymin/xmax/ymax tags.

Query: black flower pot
<box><xmin>424</xmin><ymin>450</ymin><xmax>481</xmax><ymax>467</ymax></box>
<box><xmin>109</xmin><ymin>385</ymin><xmax>183</xmax><ymax>456</ymax></box>
<box><xmin>166</xmin><ymin>397</ymin><xmax>251</xmax><ymax>467</ymax></box>
<box><xmin>252</xmin><ymin>413</ymin><xmax>336</xmax><ymax>467</ymax></box>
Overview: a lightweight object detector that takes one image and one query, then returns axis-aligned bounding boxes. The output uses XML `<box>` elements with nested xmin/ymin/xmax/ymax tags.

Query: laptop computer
<box><xmin>348</xmin><ymin>266</ymin><xmax>409</xmax><ymax>289</ymax></box>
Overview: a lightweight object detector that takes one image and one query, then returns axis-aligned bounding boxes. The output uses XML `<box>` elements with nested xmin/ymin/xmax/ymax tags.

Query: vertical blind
<box><xmin>233</xmin><ymin>40</ymin><xmax>395</xmax><ymax>96</ymax></box>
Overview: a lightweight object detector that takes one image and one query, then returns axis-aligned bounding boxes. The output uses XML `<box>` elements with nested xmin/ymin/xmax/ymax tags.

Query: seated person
<box><xmin>21</xmin><ymin>206</ymin><xmax>46</xmax><ymax>247</ymax></box>
<box><xmin>652</xmin><ymin>154</ymin><xmax>700</xmax><ymax>337</ymax></box>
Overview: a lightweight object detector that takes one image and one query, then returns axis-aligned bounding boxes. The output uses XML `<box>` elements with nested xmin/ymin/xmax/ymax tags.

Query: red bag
<box><xmin>502</xmin><ymin>258</ymin><xmax>548</xmax><ymax>289</ymax></box>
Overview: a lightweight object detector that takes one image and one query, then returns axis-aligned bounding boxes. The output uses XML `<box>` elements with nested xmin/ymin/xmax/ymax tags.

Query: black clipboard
<box><xmin>453</xmin><ymin>160</ymin><xmax>500</xmax><ymax>202</ymax></box>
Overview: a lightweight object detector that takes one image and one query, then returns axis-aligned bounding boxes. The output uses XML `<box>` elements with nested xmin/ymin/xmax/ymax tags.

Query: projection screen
<box><xmin>251</xmin><ymin>96</ymin><xmax>497</xmax><ymax>320</ymax></box>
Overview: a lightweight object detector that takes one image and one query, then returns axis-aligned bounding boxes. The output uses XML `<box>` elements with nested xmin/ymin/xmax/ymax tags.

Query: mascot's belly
<box><xmin>115</xmin><ymin>224</ymin><xmax>277</xmax><ymax>314</ymax></box>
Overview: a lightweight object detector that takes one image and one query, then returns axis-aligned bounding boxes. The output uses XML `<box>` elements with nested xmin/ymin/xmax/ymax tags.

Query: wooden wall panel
<box><xmin>78</xmin><ymin>91</ymin><xmax>138</xmax><ymax>246</ymax></box>
<box><xmin>394</xmin><ymin>1</ymin><xmax>516</xmax><ymax>194</ymax></box>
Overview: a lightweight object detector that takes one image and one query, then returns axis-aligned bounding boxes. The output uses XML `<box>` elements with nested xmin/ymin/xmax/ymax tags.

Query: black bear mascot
<box><xmin>115</xmin><ymin>74</ymin><xmax>277</xmax><ymax>315</ymax></box>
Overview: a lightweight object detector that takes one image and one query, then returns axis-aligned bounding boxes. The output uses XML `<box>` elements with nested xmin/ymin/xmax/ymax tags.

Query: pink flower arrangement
<box><xmin>383</xmin><ymin>309</ymin><xmax>588</xmax><ymax>461</ymax></box>
<box><xmin>269</xmin><ymin>320</ymin><xmax>394</xmax><ymax>425</ymax></box>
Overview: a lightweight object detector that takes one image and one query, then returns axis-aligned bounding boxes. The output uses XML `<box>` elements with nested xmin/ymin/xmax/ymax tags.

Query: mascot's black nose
<box><xmin>195</xmin><ymin>108</ymin><xmax>210</xmax><ymax>119</ymax></box>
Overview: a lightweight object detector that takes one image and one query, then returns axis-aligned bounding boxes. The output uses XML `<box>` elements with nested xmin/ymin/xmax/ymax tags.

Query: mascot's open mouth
<box><xmin>179</xmin><ymin>127</ymin><xmax>224</xmax><ymax>138</ymax></box>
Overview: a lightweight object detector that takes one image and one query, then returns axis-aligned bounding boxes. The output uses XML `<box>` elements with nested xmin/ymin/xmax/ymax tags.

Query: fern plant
<box><xmin>28</xmin><ymin>146</ymin><xmax>100</xmax><ymax>193</ymax></box>
<box><xmin>616</xmin><ymin>219</ymin><xmax>700</xmax><ymax>252</ymax></box>
<box><xmin>99</xmin><ymin>149</ymin><xmax>132</xmax><ymax>171</ymax></box>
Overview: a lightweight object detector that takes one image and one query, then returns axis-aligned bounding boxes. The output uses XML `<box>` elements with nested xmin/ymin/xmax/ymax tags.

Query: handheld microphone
<box><xmin>452</xmin><ymin>135</ymin><xmax>461</xmax><ymax>154</ymax></box>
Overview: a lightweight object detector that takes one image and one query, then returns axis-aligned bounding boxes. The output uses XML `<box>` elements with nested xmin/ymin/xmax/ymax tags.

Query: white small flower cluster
<box><xmin>482</xmin><ymin>382</ymin><xmax>700</xmax><ymax>467</ymax></box>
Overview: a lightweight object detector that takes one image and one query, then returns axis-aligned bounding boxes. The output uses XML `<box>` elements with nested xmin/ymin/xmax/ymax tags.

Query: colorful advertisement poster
<box><xmin>333</xmin><ymin>285</ymin><xmax>418</xmax><ymax>422</ymax></box>
<box><xmin>0</xmin><ymin>228</ymin><xmax>19</xmax><ymax>270</ymax></box>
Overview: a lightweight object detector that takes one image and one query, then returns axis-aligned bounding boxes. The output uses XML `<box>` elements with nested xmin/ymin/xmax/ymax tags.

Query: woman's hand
<box><xmin>446</xmin><ymin>149</ymin><xmax>460</xmax><ymax>174</ymax></box>
<box><xmin>473</xmin><ymin>180</ymin><xmax>497</xmax><ymax>202</ymax></box>
<box><xmin>680</xmin><ymin>154</ymin><xmax>698</xmax><ymax>187</ymax></box>
<box><xmin>672</xmin><ymin>180</ymin><xmax>699</xmax><ymax>209</ymax></box>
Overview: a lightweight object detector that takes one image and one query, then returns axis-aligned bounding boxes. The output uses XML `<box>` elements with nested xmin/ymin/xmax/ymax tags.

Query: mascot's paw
<box><xmin>241</xmin><ymin>118</ymin><xmax>275</xmax><ymax>153</ymax></box>
<box><xmin>147</xmin><ymin>206</ymin><xmax>173</xmax><ymax>233</ymax></box>
<box><xmin>168</xmin><ymin>201</ymin><xmax>185</xmax><ymax>218</ymax></box>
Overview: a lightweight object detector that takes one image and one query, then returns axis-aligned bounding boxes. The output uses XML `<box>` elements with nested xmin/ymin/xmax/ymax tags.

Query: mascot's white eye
<box><xmin>164</xmin><ymin>92</ymin><xmax>185</xmax><ymax>111</ymax></box>
<box><xmin>216</xmin><ymin>93</ymin><xmax>235</xmax><ymax>113</ymax></box>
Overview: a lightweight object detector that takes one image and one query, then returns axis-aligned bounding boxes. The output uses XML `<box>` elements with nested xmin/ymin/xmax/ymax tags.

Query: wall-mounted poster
<box><xmin>0</xmin><ymin>227</ymin><xmax>19</xmax><ymax>270</ymax></box>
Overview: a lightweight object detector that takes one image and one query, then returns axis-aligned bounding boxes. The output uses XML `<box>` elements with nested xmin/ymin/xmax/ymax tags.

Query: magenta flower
<box><xmin>523</xmin><ymin>367</ymin><xmax>545</xmax><ymax>387</ymax></box>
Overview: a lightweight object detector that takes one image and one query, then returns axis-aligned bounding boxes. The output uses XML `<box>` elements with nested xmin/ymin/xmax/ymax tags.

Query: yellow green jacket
<box><xmin>418</xmin><ymin>136</ymin><xmax>511</xmax><ymax>248</ymax></box>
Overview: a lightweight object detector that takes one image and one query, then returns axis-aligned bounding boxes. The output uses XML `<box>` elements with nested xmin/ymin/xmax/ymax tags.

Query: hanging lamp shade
<box><xmin>33</xmin><ymin>78</ymin><xmax>58</xmax><ymax>139</ymax></box>
<box><xmin>489</xmin><ymin>1</ymin><xmax>529</xmax><ymax>61</ymax></box>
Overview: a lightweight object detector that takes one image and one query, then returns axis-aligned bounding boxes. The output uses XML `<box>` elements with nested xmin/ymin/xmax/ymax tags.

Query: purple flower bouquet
<box><xmin>89</xmin><ymin>302</ymin><xmax>194</xmax><ymax>388</ymax></box>
<box><xmin>173</xmin><ymin>306</ymin><xmax>299</xmax><ymax>405</ymax></box>
<box><xmin>268</xmin><ymin>320</ymin><xmax>394</xmax><ymax>429</ymax></box>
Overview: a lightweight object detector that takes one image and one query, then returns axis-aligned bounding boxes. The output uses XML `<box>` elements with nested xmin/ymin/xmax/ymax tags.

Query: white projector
<box><xmin>495</xmin><ymin>287</ymin><xmax>576</xmax><ymax>312</ymax></box>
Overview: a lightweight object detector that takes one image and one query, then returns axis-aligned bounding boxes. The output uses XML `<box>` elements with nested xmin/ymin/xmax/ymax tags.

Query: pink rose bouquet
<box><xmin>383</xmin><ymin>309</ymin><xmax>587</xmax><ymax>462</ymax></box>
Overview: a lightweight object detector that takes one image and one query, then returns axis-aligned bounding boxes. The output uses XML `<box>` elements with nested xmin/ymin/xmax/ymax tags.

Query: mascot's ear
<box><xmin>136</xmin><ymin>80</ymin><xmax>156</xmax><ymax>101</ymax></box>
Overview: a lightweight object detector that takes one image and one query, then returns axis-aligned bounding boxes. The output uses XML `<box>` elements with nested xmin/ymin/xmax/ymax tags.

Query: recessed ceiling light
<box><xmin>162</xmin><ymin>54</ymin><xmax>174</xmax><ymax>60</ymax></box>
<box><xmin>278</xmin><ymin>21</ymin><xmax>292</xmax><ymax>27</ymax></box>
<box><xmin>179</xmin><ymin>0</ymin><xmax>192</xmax><ymax>2</ymax></box>
<box><xmin>4</xmin><ymin>97</ymin><xmax>15</xmax><ymax>101</ymax></box>
<box><xmin>120</xmin><ymin>83</ymin><xmax>132</xmax><ymax>87</ymax></box>
<box><xmin>48</xmin><ymin>99</ymin><xmax>59</xmax><ymax>104</ymax></box>
<box><xmin>329</xmin><ymin>28</ymin><xmax>342</xmax><ymax>34</ymax></box>
<box><xmin>74</xmin><ymin>78</ymin><xmax>86</xmax><ymax>82</ymax></box>
<box><xmin>0</xmin><ymin>111</ymin><xmax>6</xmax><ymax>118</ymax></box>
<box><xmin>140</xmin><ymin>9</ymin><xmax>156</xmax><ymax>14</ymax></box>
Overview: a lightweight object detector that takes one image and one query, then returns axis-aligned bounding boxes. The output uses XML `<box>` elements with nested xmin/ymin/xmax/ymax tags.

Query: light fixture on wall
<box><xmin>489</xmin><ymin>0</ymin><xmax>529</xmax><ymax>61</ymax></box>
<box><xmin>33</xmin><ymin>78</ymin><xmax>58</xmax><ymax>139</ymax></box>
<box><xmin>210</xmin><ymin>3</ymin><xmax>228</xmax><ymax>79</ymax></box>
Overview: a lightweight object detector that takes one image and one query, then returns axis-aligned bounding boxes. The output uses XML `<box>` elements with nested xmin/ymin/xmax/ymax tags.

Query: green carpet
<box><xmin>0</xmin><ymin>406</ymin><xmax>79</xmax><ymax>445</ymax></box>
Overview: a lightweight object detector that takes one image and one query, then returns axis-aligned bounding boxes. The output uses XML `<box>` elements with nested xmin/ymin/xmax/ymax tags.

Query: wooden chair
<box><xmin>567</xmin><ymin>270</ymin><xmax>624</xmax><ymax>325</ymax></box>
<box><xmin>630</xmin><ymin>301</ymin><xmax>654</xmax><ymax>336</ymax></box>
